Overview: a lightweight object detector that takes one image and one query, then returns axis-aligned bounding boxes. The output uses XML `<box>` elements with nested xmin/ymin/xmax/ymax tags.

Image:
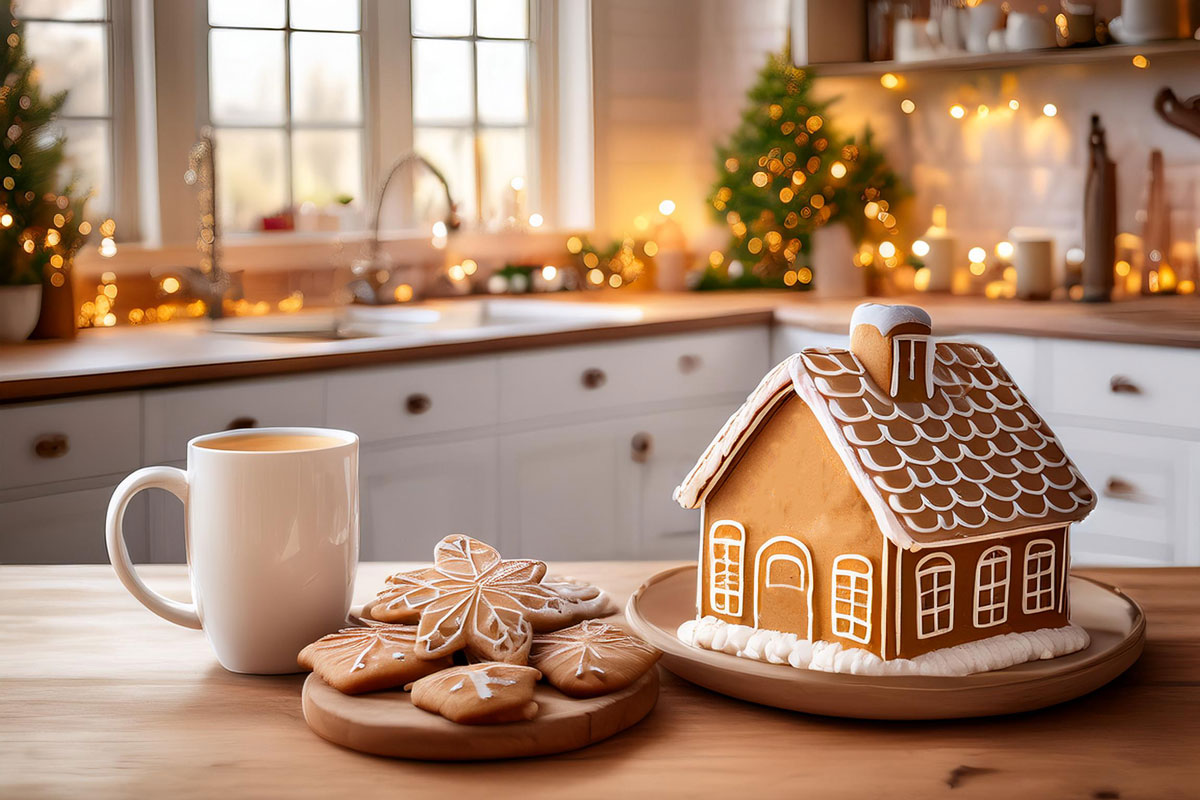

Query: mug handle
<box><xmin>105</xmin><ymin>466</ymin><xmax>201</xmax><ymax>629</ymax></box>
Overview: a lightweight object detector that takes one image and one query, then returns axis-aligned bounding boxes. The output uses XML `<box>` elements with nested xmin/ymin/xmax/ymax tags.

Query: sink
<box><xmin>206</xmin><ymin>298</ymin><xmax>643</xmax><ymax>341</ymax></box>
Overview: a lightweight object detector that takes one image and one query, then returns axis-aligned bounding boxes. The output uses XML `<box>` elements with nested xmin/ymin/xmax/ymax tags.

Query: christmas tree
<box><xmin>0</xmin><ymin>1</ymin><xmax>90</xmax><ymax>286</ymax></box>
<box><xmin>702</xmin><ymin>51</ymin><xmax>904</xmax><ymax>290</ymax></box>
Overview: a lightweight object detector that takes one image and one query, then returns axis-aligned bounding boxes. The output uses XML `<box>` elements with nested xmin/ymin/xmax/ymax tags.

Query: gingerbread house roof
<box><xmin>673</xmin><ymin>340</ymin><xmax>1096</xmax><ymax>551</ymax></box>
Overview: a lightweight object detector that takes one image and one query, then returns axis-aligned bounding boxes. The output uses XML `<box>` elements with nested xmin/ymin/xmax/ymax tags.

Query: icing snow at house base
<box><xmin>677</xmin><ymin>616</ymin><xmax>1090</xmax><ymax>677</ymax></box>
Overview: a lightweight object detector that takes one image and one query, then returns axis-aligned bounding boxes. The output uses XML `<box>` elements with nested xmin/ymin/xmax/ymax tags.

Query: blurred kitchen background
<box><xmin>2</xmin><ymin>0</ymin><xmax>1199</xmax><ymax>567</ymax></box>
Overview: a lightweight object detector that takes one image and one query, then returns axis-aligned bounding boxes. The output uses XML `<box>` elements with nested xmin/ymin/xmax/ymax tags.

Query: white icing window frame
<box><xmin>708</xmin><ymin>520</ymin><xmax>746</xmax><ymax>617</ymax></box>
<box><xmin>974</xmin><ymin>546</ymin><xmax>1012</xmax><ymax>628</ymax></box>
<box><xmin>889</xmin><ymin>334</ymin><xmax>935</xmax><ymax>399</ymax></box>
<box><xmin>1023</xmin><ymin>539</ymin><xmax>1056</xmax><ymax>614</ymax></box>
<box><xmin>915</xmin><ymin>553</ymin><xmax>955</xmax><ymax>639</ymax></box>
<box><xmin>765</xmin><ymin>554</ymin><xmax>806</xmax><ymax>590</ymax></box>
<box><xmin>831</xmin><ymin>554</ymin><xmax>873</xmax><ymax>644</ymax></box>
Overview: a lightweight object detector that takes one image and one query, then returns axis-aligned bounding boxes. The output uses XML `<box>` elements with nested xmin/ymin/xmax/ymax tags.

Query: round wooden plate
<box><xmin>302</xmin><ymin>667</ymin><xmax>660</xmax><ymax>760</ymax></box>
<box><xmin>626</xmin><ymin>565</ymin><xmax>1144</xmax><ymax>720</ymax></box>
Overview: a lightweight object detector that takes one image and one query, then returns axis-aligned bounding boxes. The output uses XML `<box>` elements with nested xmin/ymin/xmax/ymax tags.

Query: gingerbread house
<box><xmin>673</xmin><ymin>303</ymin><xmax>1097</xmax><ymax>674</ymax></box>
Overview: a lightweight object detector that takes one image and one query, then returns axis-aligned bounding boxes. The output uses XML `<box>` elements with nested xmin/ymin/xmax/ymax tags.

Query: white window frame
<box><xmin>915</xmin><ymin>553</ymin><xmax>954</xmax><ymax>639</ymax></box>
<box><xmin>1023</xmin><ymin>539</ymin><xmax>1056</xmax><ymax>614</ymax></box>
<box><xmin>707</xmin><ymin>520</ymin><xmax>745</xmax><ymax>618</ymax></box>
<box><xmin>974</xmin><ymin>546</ymin><xmax>1011</xmax><ymax>628</ymax></box>
<box><xmin>831</xmin><ymin>554</ymin><xmax>873</xmax><ymax>644</ymax></box>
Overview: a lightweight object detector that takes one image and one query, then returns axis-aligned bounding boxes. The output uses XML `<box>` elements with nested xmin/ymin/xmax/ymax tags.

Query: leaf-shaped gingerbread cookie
<box><xmin>373</xmin><ymin>535</ymin><xmax>569</xmax><ymax>663</ymax></box>
<box><xmin>406</xmin><ymin>663</ymin><xmax>541</xmax><ymax>725</ymax></box>
<box><xmin>298</xmin><ymin>624</ymin><xmax>452</xmax><ymax>695</ymax></box>
<box><xmin>530</xmin><ymin>620</ymin><xmax>661</xmax><ymax>698</ymax></box>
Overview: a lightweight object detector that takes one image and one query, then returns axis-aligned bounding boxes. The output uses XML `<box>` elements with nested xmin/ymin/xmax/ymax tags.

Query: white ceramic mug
<box><xmin>105</xmin><ymin>427</ymin><xmax>359</xmax><ymax>674</ymax></box>
<box><xmin>1109</xmin><ymin>0</ymin><xmax>1181</xmax><ymax>42</ymax></box>
<box><xmin>1005</xmin><ymin>11</ymin><xmax>1057</xmax><ymax>50</ymax></box>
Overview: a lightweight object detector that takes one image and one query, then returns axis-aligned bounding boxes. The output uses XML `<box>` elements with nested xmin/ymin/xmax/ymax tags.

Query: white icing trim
<box><xmin>915</xmin><ymin>553</ymin><xmax>955</xmax><ymax>639</ymax></box>
<box><xmin>850</xmin><ymin>303</ymin><xmax>932</xmax><ymax>337</ymax></box>
<box><xmin>893</xmin><ymin>542</ymin><xmax>903</xmax><ymax>658</ymax></box>
<box><xmin>677</xmin><ymin>616</ymin><xmax>1090</xmax><ymax>677</ymax></box>
<box><xmin>830</xmin><ymin>555</ymin><xmax>873</xmax><ymax>645</ymax></box>
<box><xmin>1023</xmin><ymin>539</ymin><xmax>1056</xmax><ymax>614</ymax></box>
<box><xmin>889</xmin><ymin>335</ymin><xmax>935</xmax><ymax>400</ymax></box>
<box><xmin>974</xmin><ymin>546</ymin><xmax>1012</xmax><ymax>628</ymax></box>
<box><xmin>696</xmin><ymin>499</ymin><xmax>705</xmax><ymax>616</ymax></box>
<box><xmin>881</xmin><ymin>535</ymin><xmax>890</xmax><ymax>659</ymax></box>
<box><xmin>708</xmin><ymin>520</ymin><xmax>746</xmax><ymax>618</ymax></box>
<box><xmin>752</xmin><ymin>536</ymin><xmax>814</xmax><ymax>641</ymax></box>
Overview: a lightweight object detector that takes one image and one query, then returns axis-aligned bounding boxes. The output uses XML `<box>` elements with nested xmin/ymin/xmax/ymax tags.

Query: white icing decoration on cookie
<box><xmin>849</xmin><ymin>302</ymin><xmax>931</xmax><ymax>336</ymax></box>
<box><xmin>449</xmin><ymin>668</ymin><xmax>518</xmax><ymax>700</ymax></box>
<box><xmin>310</xmin><ymin>626</ymin><xmax>423</xmax><ymax>674</ymax></box>
<box><xmin>677</xmin><ymin>616</ymin><xmax>1089</xmax><ymax>677</ymax></box>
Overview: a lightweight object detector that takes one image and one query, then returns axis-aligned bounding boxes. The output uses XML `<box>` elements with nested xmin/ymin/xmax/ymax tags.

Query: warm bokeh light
<box><xmin>588</xmin><ymin>268</ymin><xmax>604</xmax><ymax>285</ymax></box>
<box><xmin>658</xmin><ymin>199</ymin><xmax>676</xmax><ymax>216</ymax></box>
<box><xmin>900</xmin><ymin>98</ymin><xmax>915</xmax><ymax>114</ymax></box>
<box><xmin>912</xmin><ymin>239</ymin><xmax>930</xmax><ymax>257</ymax></box>
<box><xmin>643</xmin><ymin>240</ymin><xmax>659</xmax><ymax>257</ymax></box>
<box><xmin>510</xmin><ymin>176</ymin><xmax>526</xmax><ymax>191</ymax></box>
<box><xmin>541</xmin><ymin>265</ymin><xmax>557</xmax><ymax>281</ymax></box>
<box><xmin>995</xmin><ymin>241</ymin><xmax>1014</xmax><ymax>259</ymax></box>
<box><xmin>949</xmin><ymin>104</ymin><xmax>966</xmax><ymax>119</ymax></box>
<box><xmin>1009</xmin><ymin>99</ymin><xmax>1020</xmax><ymax>111</ymax></box>
<box><xmin>161</xmin><ymin>276</ymin><xmax>181</xmax><ymax>294</ymax></box>
<box><xmin>528</xmin><ymin>213</ymin><xmax>544</xmax><ymax>228</ymax></box>
<box><xmin>977</xmin><ymin>104</ymin><xmax>989</xmax><ymax>118</ymax></box>
<box><xmin>448</xmin><ymin>264</ymin><xmax>466</xmax><ymax>281</ymax></box>
<box><xmin>462</xmin><ymin>258</ymin><xmax>478</xmax><ymax>275</ymax></box>
<box><xmin>830</xmin><ymin>161</ymin><xmax>847</xmax><ymax>179</ymax></box>
<box><xmin>1132</xmin><ymin>54</ymin><xmax>1148</xmax><ymax>69</ymax></box>
<box><xmin>431</xmin><ymin>220</ymin><xmax>448</xmax><ymax>238</ymax></box>
<box><xmin>393</xmin><ymin>284</ymin><xmax>414</xmax><ymax>302</ymax></box>
<box><xmin>1042</xmin><ymin>103</ymin><xmax>1058</xmax><ymax>117</ymax></box>
<box><xmin>709</xmin><ymin>250</ymin><xmax>724</xmax><ymax>267</ymax></box>
<box><xmin>880</xmin><ymin>72</ymin><xmax>900</xmax><ymax>90</ymax></box>
<box><xmin>968</xmin><ymin>246</ymin><xmax>986</xmax><ymax>263</ymax></box>
<box><xmin>878</xmin><ymin>241</ymin><xmax>896</xmax><ymax>258</ymax></box>
<box><xmin>566</xmin><ymin>235</ymin><xmax>583</xmax><ymax>254</ymax></box>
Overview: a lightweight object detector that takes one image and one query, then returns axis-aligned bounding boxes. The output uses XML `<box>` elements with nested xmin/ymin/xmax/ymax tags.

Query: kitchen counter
<box><xmin>2</xmin><ymin>292</ymin><xmax>1199</xmax><ymax>403</ymax></box>
<box><xmin>2</xmin><ymin>562</ymin><xmax>1197</xmax><ymax>798</ymax></box>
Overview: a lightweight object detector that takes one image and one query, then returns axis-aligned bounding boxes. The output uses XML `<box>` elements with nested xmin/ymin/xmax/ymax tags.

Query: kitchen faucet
<box><xmin>182</xmin><ymin>128</ymin><xmax>240</xmax><ymax>319</ymax></box>
<box><xmin>349</xmin><ymin>152</ymin><xmax>461</xmax><ymax>304</ymax></box>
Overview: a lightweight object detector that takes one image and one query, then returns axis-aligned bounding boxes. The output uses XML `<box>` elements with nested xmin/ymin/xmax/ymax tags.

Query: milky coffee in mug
<box><xmin>106</xmin><ymin>427</ymin><xmax>359</xmax><ymax>674</ymax></box>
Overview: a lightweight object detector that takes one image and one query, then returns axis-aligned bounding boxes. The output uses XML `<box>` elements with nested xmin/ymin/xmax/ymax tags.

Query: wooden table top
<box><xmin>3</xmin><ymin>563</ymin><xmax>1198</xmax><ymax>798</ymax></box>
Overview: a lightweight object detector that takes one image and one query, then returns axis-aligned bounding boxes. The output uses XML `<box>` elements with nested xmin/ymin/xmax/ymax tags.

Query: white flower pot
<box><xmin>0</xmin><ymin>284</ymin><xmax>43</xmax><ymax>342</ymax></box>
<box><xmin>810</xmin><ymin>223</ymin><xmax>864</xmax><ymax>298</ymax></box>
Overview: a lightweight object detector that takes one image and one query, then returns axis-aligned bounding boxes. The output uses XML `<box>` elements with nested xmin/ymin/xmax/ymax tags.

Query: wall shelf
<box><xmin>807</xmin><ymin>39</ymin><xmax>1200</xmax><ymax>78</ymax></box>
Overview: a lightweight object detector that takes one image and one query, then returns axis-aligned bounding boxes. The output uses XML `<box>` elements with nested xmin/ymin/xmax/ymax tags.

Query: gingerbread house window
<box><xmin>831</xmin><ymin>555</ymin><xmax>872</xmax><ymax>644</ymax></box>
<box><xmin>1023</xmin><ymin>539</ymin><xmax>1056</xmax><ymax>614</ymax></box>
<box><xmin>708</xmin><ymin>521</ymin><xmax>745</xmax><ymax>616</ymax></box>
<box><xmin>974</xmin><ymin>546</ymin><xmax>1011</xmax><ymax>628</ymax></box>
<box><xmin>915</xmin><ymin>553</ymin><xmax>954</xmax><ymax>639</ymax></box>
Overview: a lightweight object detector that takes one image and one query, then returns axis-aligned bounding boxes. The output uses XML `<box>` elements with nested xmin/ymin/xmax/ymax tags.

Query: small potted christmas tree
<box><xmin>0</xmin><ymin>1</ymin><xmax>91</xmax><ymax>342</ymax></box>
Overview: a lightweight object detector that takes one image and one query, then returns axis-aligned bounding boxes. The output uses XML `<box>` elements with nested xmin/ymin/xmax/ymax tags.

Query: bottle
<box><xmin>1081</xmin><ymin>115</ymin><xmax>1116</xmax><ymax>302</ymax></box>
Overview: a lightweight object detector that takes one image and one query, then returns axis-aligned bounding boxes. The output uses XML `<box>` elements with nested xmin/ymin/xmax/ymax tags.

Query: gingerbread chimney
<box><xmin>848</xmin><ymin>303</ymin><xmax>934</xmax><ymax>402</ymax></box>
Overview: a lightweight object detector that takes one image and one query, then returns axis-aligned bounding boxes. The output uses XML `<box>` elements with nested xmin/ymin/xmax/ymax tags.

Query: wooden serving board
<box><xmin>302</xmin><ymin>667</ymin><xmax>660</xmax><ymax>760</ymax></box>
<box><xmin>627</xmin><ymin>566</ymin><xmax>1145</xmax><ymax>720</ymax></box>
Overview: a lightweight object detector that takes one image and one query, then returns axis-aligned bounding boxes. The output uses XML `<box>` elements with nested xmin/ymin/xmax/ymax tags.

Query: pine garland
<box><xmin>1</xmin><ymin>0</ymin><xmax>90</xmax><ymax>285</ymax></box>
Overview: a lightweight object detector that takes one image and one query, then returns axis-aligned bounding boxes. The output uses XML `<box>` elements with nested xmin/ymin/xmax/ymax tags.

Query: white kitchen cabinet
<box><xmin>359</xmin><ymin>437</ymin><xmax>500</xmax><ymax>561</ymax></box>
<box><xmin>0</xmin><ymin>483</ymin><xmax>147</xmax><ymax>564</ymax></box>
<box><xmin>771</xmin><ymin>325</ymin><xmax>847</xmax><ymax>364</ymax></box>
<box><xmin>143</xmin><ymin>375</ymin><xmax>325</xmax><ymax>462</ymax></box>
<box><xmin>499</xmin><ymin>417</ymin><xmax>638</xmax><ymax>560</ymax></box>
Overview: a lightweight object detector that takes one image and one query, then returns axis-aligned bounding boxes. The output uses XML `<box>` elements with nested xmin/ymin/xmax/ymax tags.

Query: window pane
<box><xmin>215</xmin><ymin>128</ymin><xmax>288</xmax><ymax>231</ymax></box>
<box><xmin>23</xmin><ymin>21</ymin><xmax>108</xmax><ymax>116</ymax></box>
<box><xmin>209</xmin><ymin>29</ymin><xmax>285</xmax><ymax>125</ymax></box>
<box><xmin>477</xmin><ymin>0</ymin><xmax>527</xmax><ymax>38</ymax></box>
<box><xmin>56</xmin><ymin>119</ymin><xmax>110</xmax><ymax>215</ymax></box>
<box><xmin>290</xmin><ymin>0</ymin><xmax>359</xmax><ymax>31</ymax></box>
<box><xmin>290</xmin><ymin>32</ymin><xmax>361</xmax><ymax>123</ymax></box>
<box><xmin>411</xmin><ymin>0</ymin><xmax>470</xmax><ymax>37</ymax></box>
<box><xmin>412</xmin><ymin>39</ymin><xmax>473</xmax><ymax>124</ymax></box>
<box><xmin>15</xmin><ymin>0</ymin><xmax>106</xmax><ymax>20</ymax></box>
<box><xmin>208</xmin><ymin>0</ymin><xmax>284</xmax><ymax>28</ymax></box>
<box><xmin>413</xmin><ymin>126</ymin><xmax>475</xmax><ymax>225</ymax></box>
<box><xmin>292</xmin><ymin>129</ymin><xmax>362</xmax><ymax>207</ymax></box>
<box><xmin>475</xmin><ymin>41</ymin><xmax>526</xmax><ymax>125</ymax></box>
<box><xmin>478</xmin><ymin>127</ymin><xmax>527</xmax><ymax>227</ymax></box>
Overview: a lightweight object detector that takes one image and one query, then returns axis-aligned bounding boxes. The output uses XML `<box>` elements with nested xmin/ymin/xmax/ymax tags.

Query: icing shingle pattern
<box><xmin>793</xmin><ymin>342</ymin><xmax>1095</xmax><ymax>545</ymax></box>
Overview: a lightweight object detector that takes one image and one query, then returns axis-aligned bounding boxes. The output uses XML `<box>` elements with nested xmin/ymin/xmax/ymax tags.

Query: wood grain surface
<box><xmin>2</xmin><ymin>563</ymin><xmax>1198</xmax><ymax>798</ymax></box>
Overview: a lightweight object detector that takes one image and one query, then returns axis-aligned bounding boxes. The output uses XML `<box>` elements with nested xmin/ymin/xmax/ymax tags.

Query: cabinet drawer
<box><xmin>143</xmin><ymin>376</ymin><xmax>325</xmax><ymax>462</ymax></box>
<box><xmin>0</xmin><ymin>394</ymin><xmax>140</xmax><ymax>490</ymax></box>
<box><xmin>1053</xmin><ymin>424</ymin><xmax>1190</xmax><ymax>565</ymax></box>
<box><xmin>0</xmin><ymin>483</ymin><xmax>147</xmax><ymax>564</ymax></box>
<box><xmin>499</xmin><ymin>327</ymin><xmax>769</xmax><ymax>423</ymax></box>
<box><xmin>1047</xmin><ymin>340</ymin><xmax>1200</xmax><ymax>429</ymax></box>
<box><xmin>326</xmin><ymin>357</ymin><xmax>498</xmax><ymax>443</ymax></box>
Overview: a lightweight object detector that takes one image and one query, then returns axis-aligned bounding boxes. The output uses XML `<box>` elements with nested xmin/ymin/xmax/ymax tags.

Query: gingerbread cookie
<box><xmin>298</xmin><ymin>624</ymin><xmax>452</xmax><ymax>695</ymax></box>
<box><xmin>407</xmin><ymin>663</ymin><xmax>541</xmax><ymax>725</ymax></box>
<box><xmin>530</xmin><ymin>620</ymin><xmax>661</xmax><ymax>698</ymax></box>
<box><xmin>539</xmin><ymin>576</ymin><xmax>618</xmax><ymax>629</ymax></box>
<box><xmin>373</xmin><ymin>535</ymin><xmax>568</xmax><ymax>663</ymax></box>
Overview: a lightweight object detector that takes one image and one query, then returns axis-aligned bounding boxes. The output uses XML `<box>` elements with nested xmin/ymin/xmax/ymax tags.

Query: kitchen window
<box><xmin>708</xmin><ymin>521</ymin><xmax>745</xmax><ymax>617</ymax></box>
<box><xmin>15</xmin><ymin>0</ymin><xmax>127</xmax><ymax>224</ymax></box>
<box><xmin>205</xmin><ymin>0</ymin><xmax>365</xmax><ymax>232</ymax></box>
<box><xmin>831</xmin><ymin>555</ymin><xmax>872</xmax><ymax>644</ymax></box>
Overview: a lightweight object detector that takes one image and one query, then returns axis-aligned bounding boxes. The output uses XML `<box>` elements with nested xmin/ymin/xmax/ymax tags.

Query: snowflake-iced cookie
<box><xmin>540</xmin><ymin>576</ymin><xmax>618</xmax><ymax>628</ymax></box>
<box><xmin>406</xmin><ymin>663</ymin><xmax>542</xmax><ymax>725</ymax></box>
<box><xmin>530</xmin><ymin>620</ymin><xmax>661</xmax><ymax>698</ymax></box>
<box><xmin>298</xmin><ymin>624</ymin><xmax>452</xmax><ymax>695</ymax></box>
<box><xmin>373</xmin><ymin>535</ymin><xmax>569</xmax><ymax>663</ymax></box>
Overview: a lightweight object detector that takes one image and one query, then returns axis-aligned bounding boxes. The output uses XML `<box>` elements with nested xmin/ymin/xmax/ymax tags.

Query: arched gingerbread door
<box><xmin>753</xmin><ymin>536</ymin><xmax>813</xmax><ymax>639</ymax></box>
